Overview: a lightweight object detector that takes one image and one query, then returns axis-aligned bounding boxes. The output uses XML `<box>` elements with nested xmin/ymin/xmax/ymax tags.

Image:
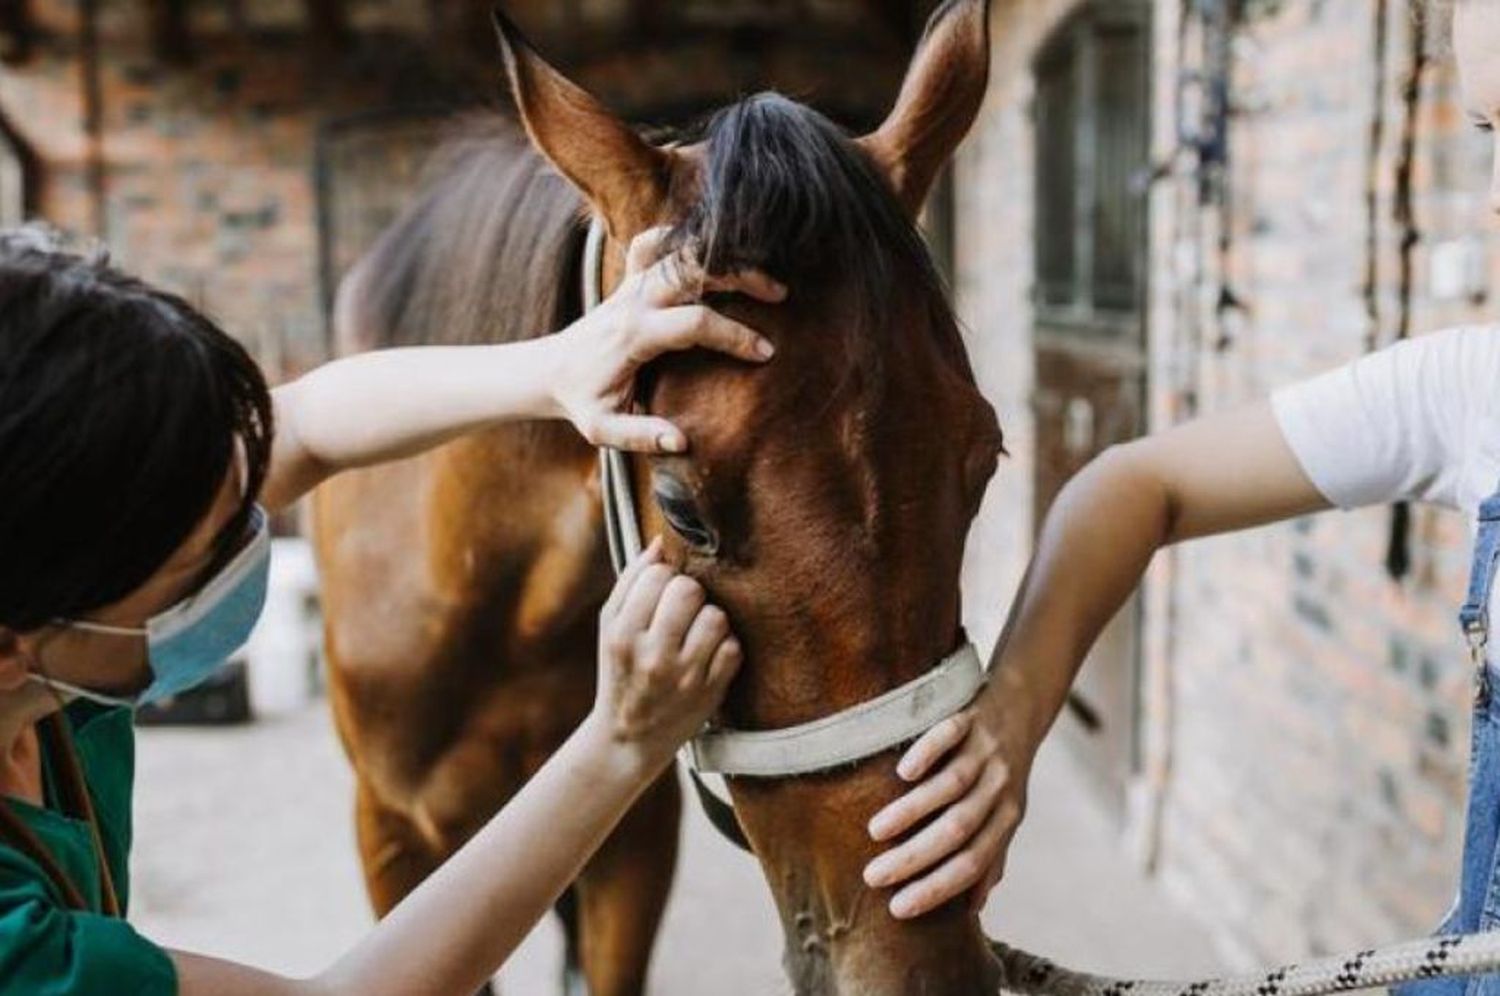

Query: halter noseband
<box><xmin>585</xmin><ymin>217</ymin><xmax>986</xmax><ymax>786</ymax></box>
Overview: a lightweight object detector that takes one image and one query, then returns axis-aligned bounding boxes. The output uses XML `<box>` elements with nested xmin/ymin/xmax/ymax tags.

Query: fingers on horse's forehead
<box><xmin>652</xmin><ymin>402</ymin><xmax>746</xmax><ymax>464</ymax></box>
<box><xmin>651</xmin><ymin>363</ymin><xmax>766</xmax><ymax>428</ymax></box>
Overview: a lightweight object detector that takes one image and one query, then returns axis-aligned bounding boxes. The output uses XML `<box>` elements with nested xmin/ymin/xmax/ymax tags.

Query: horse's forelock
<box><xmin>667</xmin><ymin>93</ymin><xmax>954</xmax><ymax>349</ymax></box>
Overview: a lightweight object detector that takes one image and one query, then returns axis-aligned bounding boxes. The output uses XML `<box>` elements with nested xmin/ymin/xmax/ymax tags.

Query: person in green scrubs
<box><xmin>0</xmin><ymin>225</ymin><xmax>784</xmax><ymax>996</ymax></box>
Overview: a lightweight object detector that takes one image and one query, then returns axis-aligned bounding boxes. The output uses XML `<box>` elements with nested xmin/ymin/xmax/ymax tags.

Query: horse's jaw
<box><xmin>731</xmin><ymin>771</ymin><xmax>1004</xmax><ymax>996</ymax></box>
<box><xmin>781</xmin><ymin>900</ymin><xmax>1001</xmax><ymax>996</ymax></box>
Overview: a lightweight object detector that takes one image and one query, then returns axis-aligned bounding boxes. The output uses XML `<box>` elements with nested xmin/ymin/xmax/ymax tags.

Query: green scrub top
<box><xmin>0</xmin><ymin>702</ymin><xmax>177</xmax><ymax>995</ymax></box>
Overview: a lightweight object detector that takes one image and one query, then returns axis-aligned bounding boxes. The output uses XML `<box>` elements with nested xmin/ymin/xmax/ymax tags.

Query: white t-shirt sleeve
<box><xmin>1270</xmin><ymin>326</ymin><xmax>1500</xmax><ymax>511</ymax></box>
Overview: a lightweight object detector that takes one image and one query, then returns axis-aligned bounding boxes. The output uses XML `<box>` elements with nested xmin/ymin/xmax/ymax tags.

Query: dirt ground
<box><xmin>129</xmin><ymin>702</ymin><xmax>1226</xmax><ymax>993</ymax></box>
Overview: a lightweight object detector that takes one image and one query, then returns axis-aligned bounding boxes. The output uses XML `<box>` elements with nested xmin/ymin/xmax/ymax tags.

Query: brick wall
<box><xmin>0</xmin><ymin>0</ymin><xmax>479</xmax><ymax>376</ymax></box>
<box><xmin>955</xmin><ymin>0</ymin><xmax>1500</xmax><ymax>967</ymax></box>
<box><xmin>0</xmin><ymin>0</ymin><xmax>922</xmax><ymax>378</ymax></box>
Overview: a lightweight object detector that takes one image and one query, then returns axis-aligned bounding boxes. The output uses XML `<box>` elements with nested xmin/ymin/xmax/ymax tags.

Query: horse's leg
<box><xmin>353</xmin><ymin>779</ymin><xmax>501</xmax><ymax>996</ymax></box>
<box><xmin>554</xmin><ymin>886</ymin><xmax>585</xmax><ymax>996</ymax></box>
<box><xmin>573</xmin><ymin>770</ymin><xmax>682</xmax><ymax>996</ymax></box>
<box><xmin>354</xmin><ymin>777</ymin><xmax>441</xmax><ymax>915</ymax></box>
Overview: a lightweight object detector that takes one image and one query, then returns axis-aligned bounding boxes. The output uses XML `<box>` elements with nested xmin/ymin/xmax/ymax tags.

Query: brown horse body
<box><xmin>314</xmin><ymin>3</ymin><xmax>1001</xmax><ymax>994</ymax></box>
<box><xmin>315</xmin><ymin>123</ymin><xmax>678</xmax><ymax>996</ymax></box>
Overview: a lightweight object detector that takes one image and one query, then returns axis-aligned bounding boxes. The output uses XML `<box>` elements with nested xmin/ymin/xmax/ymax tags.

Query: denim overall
<box><xmin>1396</xmin><ymin>486</ymin><xmax>1500</xmax><ymax>996</ymax></box>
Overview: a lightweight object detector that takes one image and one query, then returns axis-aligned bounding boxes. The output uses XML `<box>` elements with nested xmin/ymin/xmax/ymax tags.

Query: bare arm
<box><xmin>169</xmin><ymin>540</ymin><xmax>740</xmax><ymax>996</ymax></box>
<box><xmin>264</xmin><ymin>337</ymin><xmax>564</xmax><ymax>509</ymax></box>
<box><xmin>261</xmin><ymin>230</ymin><xmax>784</xmax><ymax>512</ymax></box>
<box><xmin>863</xmin><ymin>401</ymin><xmax>1327</xmax><ymax>917</ymax></box>
<box><xmin>978</xmin><ymin>401</ymin><xmax>1326</xmax><ymax>746</ymax></box>
<box><xmin>172</xmin><ymin>719</ymin><xmax>670</xmax><ymax>996</ymax></box>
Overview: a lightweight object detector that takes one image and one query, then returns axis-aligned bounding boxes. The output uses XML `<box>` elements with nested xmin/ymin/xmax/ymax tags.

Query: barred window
<box><xmin>315</xmin><ymin>110</ymin><xmax>453</xmax><ymax>336</ymax></box>
<box><xmin>1033</xmin><ymin>4</ymin><xmax>1150</xmax><ymax>327</ymax></box>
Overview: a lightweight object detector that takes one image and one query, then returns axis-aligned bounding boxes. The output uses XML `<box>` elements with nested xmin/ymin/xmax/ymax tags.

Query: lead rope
<box><xmin>989</xmin><ymin>932</ymin><xmax>1500</xmax><ymax>996</ymax></box>
<box><xmin>579</xmin><ymin>217</ymin><xmax>1500</xmax><ymax>994</ymax></box>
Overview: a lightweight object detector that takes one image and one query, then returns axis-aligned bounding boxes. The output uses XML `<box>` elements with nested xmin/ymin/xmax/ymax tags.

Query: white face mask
<box><xmin>32</xmin><ymin>506</ymin><xmax>271</xmax><ymax>708</ymax></box>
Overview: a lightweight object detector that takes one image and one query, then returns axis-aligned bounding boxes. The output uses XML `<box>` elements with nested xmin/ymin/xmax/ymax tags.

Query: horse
<box><xmin>311</xmin><ymin>2</ymin><xmax>1003</xmax><ymax>993</ymax></box>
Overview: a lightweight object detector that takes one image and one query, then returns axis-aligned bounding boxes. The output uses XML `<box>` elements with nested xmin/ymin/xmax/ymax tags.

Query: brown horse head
<box><xmin>498</xmin><ymin>3</ymin><xmax>1002</xmax><ymax>992</ymax></box>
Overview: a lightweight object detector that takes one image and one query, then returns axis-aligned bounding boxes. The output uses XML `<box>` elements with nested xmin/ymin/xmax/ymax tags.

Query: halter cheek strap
<box><xmin>600</xmin><ymin>446</ymin><xmax>643</xmax><ymax>578</ymax></box>
<box><xmin>585</xmin><ymin>220</ymin><xmax>644</xmax><ymax>576</ymax></box>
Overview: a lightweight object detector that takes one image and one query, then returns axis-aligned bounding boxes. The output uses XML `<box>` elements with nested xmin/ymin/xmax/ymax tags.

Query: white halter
<box><xmin>585</xmin><ymin>217</ymin><xmax>985</xmax><ymax>779</ymax></box>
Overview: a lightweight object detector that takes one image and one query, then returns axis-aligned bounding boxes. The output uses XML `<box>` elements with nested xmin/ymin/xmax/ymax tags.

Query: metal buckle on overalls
<box><xmin>1467</xmin><ymin>619</ymin><xmax>1491</xmax><ymax>703</ymax></box>
<box><xmin>1467</xmin><ymin>620</ymin><xmax>1488</xmax><ymax>662</ymax></box>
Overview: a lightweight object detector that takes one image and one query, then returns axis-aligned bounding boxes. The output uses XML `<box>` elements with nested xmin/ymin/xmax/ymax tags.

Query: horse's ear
<box><xmin>857</xmin><ymin>0</ymin><xmax>991</xmax><ymax>216</ymax></box>
<box><xmin>493</xmin><ymin>8</ymin><xmax>671</xmax><ymax>239</ymax></box>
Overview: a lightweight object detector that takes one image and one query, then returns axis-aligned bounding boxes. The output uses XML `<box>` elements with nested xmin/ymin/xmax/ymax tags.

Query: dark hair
<box><xmin>667</xmin><ymin>92</ymin><xmax>951</xmax><ymax>340</ymax></box>
<box><xmin>0</xmin><ymin>227</ymin><xmax>274</xmax><ymax>631</ymax></box>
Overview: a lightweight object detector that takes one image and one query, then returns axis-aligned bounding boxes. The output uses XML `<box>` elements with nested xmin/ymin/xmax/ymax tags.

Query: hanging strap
<box><xmin>685</xmin><ymin>769</ymin><xmax>753</xmax><ymax>852</ymax></box>
<box><xmin>0</xmin><ymin>714</ymin><xmax>119</xmax><ymax>916</ymax></box>
<box><xmin>0</xmin><ymin>796</ymin><xmax>91</xmax><ymax>911</ymax></box>
<box><xmin>39</xmin><ymin>713</ymin><xmax>119</xmax><ymax>917</ymax></box>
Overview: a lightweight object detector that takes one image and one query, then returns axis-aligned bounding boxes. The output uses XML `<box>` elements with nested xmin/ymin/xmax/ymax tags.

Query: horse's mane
<box><xmin>343</xmin><ymin>113</ymin><xmax>583</xmax><ymax>353</ymax></box>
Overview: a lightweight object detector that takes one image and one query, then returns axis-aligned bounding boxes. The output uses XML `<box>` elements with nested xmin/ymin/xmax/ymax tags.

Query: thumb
<box><xmin>590</xmin><ymin>413</ymin><xmax>688</xmax><ymax>455</ymax></box>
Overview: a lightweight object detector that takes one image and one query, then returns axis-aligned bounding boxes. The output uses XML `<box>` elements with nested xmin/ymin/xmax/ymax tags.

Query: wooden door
<box><xmin>1031</xmin><ymin>0</ymin><xmax>1151</xmax><ymax>821</ymax></box>
<box><xmin>315</xmin><ymin>109</ymin><xmax>455</xmax><ymax>347</ymax></box>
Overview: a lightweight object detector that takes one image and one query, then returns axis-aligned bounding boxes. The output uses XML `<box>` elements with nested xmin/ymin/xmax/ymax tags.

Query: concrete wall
<box><xmin>0</xmin><ymin>0</ymin><xmax>467</xmax><ymax>376</ymax></box>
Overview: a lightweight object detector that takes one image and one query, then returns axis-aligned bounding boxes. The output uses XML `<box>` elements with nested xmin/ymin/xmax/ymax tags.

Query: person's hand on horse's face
<box><xmin>590</xmin><ymin>537</ymin><xmax>741</xmax><ymax>771</ymax></box>
<box><xmin>860</xmin><ymin>673</ymin><xmax>1039</xmax><ymax>920</ymax></box>
<box><xmin>550</xmin><ymin>225</ymin><xmax>786</xmax><ymax>454</ymax></box>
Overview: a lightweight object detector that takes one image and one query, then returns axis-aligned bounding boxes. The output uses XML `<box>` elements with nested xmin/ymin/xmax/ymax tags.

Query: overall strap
<box><xmin>1460</xmin><ymin>486</ymin><xmax>1500</xmax><ymax>663</ymax></box>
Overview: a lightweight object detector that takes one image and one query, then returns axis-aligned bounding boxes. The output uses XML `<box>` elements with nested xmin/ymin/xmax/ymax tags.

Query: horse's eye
<box><xmin>653</xmin><ymin>475</ymin><xmax>719</xmax><ymax>555</ymax></box>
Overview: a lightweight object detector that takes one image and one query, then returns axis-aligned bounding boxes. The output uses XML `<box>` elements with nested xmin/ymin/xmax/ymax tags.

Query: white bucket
<box><xmin>245</xmin><ymin>537</ymin><xmax>324</xmax><ymax>717</ymax></box>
